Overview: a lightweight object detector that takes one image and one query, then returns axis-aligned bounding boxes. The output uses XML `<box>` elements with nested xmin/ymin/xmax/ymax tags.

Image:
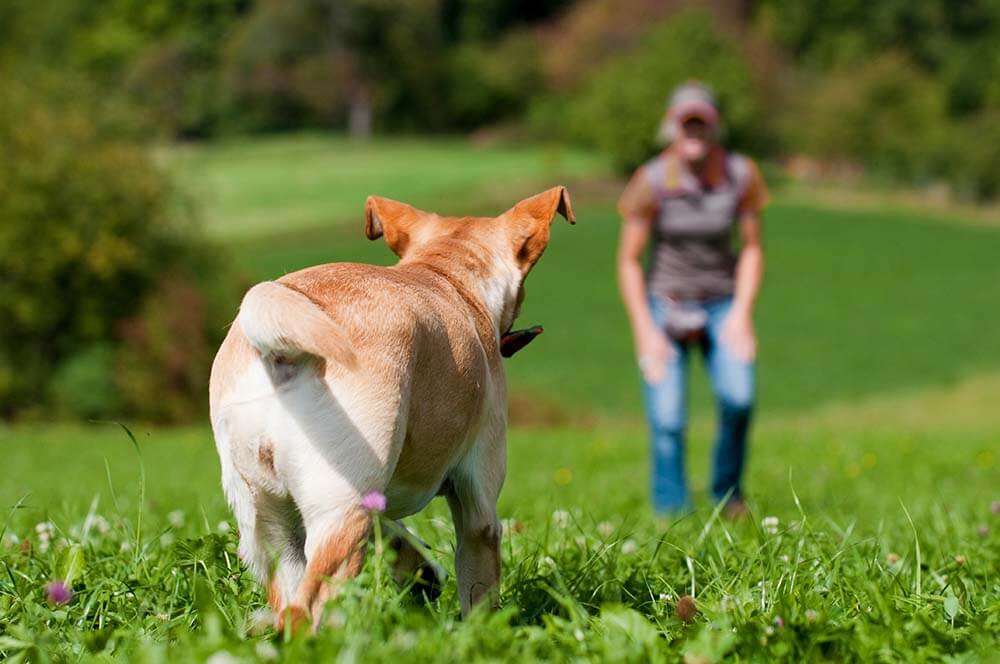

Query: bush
<box><xmin>447</xmin><ymin>30</ymin><xmax>543</xmax><ymax>130</ymax></box>
<box><xmin>783</xmin><ymin>53</ymin><xmax>949</xmax><ymax>182</ymax></box>
<box><xmin>562</xmin><ymin>9</ymin><xmax>766</xmax><ymax>171</ymax></box>
<box><xmin>0</xmin><ymin>78</ymin><xmax>232</xmax><ymax>422</ymax></box>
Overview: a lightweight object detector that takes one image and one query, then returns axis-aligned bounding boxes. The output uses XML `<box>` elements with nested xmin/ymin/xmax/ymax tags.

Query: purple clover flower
<box><xmin>361</xmin><ymin>491</ymin><xmax>387</xmax><ymax>513</ymax></box>
<box><xmin>46</xmin><ymin>580</ymin><xmax>72</xmax><ymax>606</ymax></box>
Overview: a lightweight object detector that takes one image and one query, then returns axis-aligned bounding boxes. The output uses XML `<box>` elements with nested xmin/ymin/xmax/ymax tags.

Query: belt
<box><xmin>665</xmin><ymin>290</ymin><xmax>727</xmax><ymax>303</ymax></box>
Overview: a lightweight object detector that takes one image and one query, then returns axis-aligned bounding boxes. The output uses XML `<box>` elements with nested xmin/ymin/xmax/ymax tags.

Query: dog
<box><xmin>209</xmin><ymin>187</ymin><xmax>574</xmax><ymax>630</ymax></box>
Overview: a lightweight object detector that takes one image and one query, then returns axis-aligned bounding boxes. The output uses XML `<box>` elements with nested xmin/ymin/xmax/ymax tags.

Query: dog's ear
<box><xmin>365</xmin><ymin>196</ymin><xmax>425</xmax><ymax>257</ymax></box>
<box><xmin>505</xmin><ymin>186</ymin><xmax>575</xmax><ymax>274</ymax></box>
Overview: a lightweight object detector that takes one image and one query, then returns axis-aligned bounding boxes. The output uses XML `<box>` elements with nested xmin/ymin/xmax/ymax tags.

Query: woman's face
<box><xmin>676</xmin><ymin>117</ymin><xmax>713</xmax><ymax>162</ymax></box>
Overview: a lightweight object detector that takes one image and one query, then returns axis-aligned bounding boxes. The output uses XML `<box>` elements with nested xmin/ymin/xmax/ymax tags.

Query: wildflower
<box><xmin>773</xmin><ymin>616</ymin><xmax>785</xmax><ymax>629</ymax></box>
<box><xmin>160</xmin><ymin>532</ymin><xmax>175</xmax><ymax>547</ymax></box>
<box><xmin>35</xmin><ymin>521</ymin><xmax>56</xmax><ymax>552</ymax></box>
<box><xmin>46</xmin><ymin>580</ymin><xmax>72</xmax><ymax>606</ymax></box>
<box><xmin>361</xmin><ymin>491</ymin><xmax>387</xmax><ymax>513</ymax></box>
<box><xmin>659</xmin><ymin>592</ymin><xmax>672</xmax><ymax>603</ymax></box>
<box><xmin>597</xmin><ymin>521</ymin><xmax>615</xmax><ymax>537</ymax></box>
<box><xmin>573</xmin><ymin>628</ymin><xmax>585</xmax><ymax>642</ymax></box>
<box><xmin>805</xmin><ymin>609</ymin><xmax>819</xmax><ymax>623</ymax></box>
<box><xmin>120</xmin><ymin>541</ymin><xmax>133</xmax><ymax>552</ymax></box>
<box><xmin>886</xmin><ymin>552</ymin><xmax>900</xmax><ymax>565</ymax></box>
<box><xmin>326</xmin><ymin>609</ymin><xmax>347</xmax><ymax>629</ymax></box>
<box><xmin>620</xmin><ymin>539</ymin><xmax>638</xmax><ymax>554</ymax></box>
<box><xmin>780</xmin><ymin>554</ymin><xmax>790</xmax><ymax>563</ymax></box>
<box><xmin>540</xmin><ymin>555</ymin><xmax>558</xmax><ymax>572</ymax></box>
<box><xmin>3</xmin><ymin>533</ymin><xmax>19</xmax><ymax>548</ymax></box>
<box><xmin>167</xmin><ymin>510</ymin><xmax>186</xmax><ymax>528</ymax></box>
<box><xmin>85</xmin><ymin>514</ymin><xmax>111</xmax><ymax>537</ymax></box>
<box><xmin>675</xmin><ymin>595</ymin><xmax>697</xmax><ymax>622</ymax></box>
<box><xmin>764</xmin><ymin>624</ymin><xmax>775</xmax><ymax>636</ymax></box>
<box><xmin>552</xmin><ymin>510</ymin><xmax>570</xmax><ymax>528</ymax></box>
<box><xmin>255</xmin><ymin>642</ymin><xmax>279</xmax><ymax>662</ymax></box>
<box><xmin>574</xmin><ymin>535</ymin><xmax>587</xmax><ymax>547</ymax></box>
<box><xmin>761</xmin><ymin>516</ymin><xmax>779</xmax><ymax>535</ymax></box>
<box><xmin>249</xmin><ymin>608</ymin><xmax>275</xmax><ymax>635</ymax></box>
<box><xmin>205</xmin><ymin>651</ymin><xmax>241</xmax><ymax>664</ymax></box>
<box><xmin>217</xmin><ymin>521</ymin><xmax>231</xmax><ymax>534</ymax></box>
<box><xmin>954</xmin><ymin>555</ymin><xmax>966</xmax><ymax>567</ymax></box>
<box><xmin>501</xmin><ymin>518</ymin><xmax>525</xmax><ymax>534</ymax></box>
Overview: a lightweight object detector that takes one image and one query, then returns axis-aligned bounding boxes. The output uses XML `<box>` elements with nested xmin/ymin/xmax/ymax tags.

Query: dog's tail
<box><xmin>238</xmin><ymin>281</ymin><xmax>357</xmax><ymax>367</ymax></box>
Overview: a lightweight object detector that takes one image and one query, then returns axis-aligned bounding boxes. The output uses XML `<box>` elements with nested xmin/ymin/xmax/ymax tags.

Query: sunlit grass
<box><xmin>1</xmin><ymin>381</ymin><xmax>997</xmax><ymax>661</ymax></box>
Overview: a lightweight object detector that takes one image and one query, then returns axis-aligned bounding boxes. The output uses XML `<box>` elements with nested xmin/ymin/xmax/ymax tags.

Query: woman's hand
<box><xmin>721</xmin><ymin>309</ymin><xmax>756</xmax><ymax>362</ymax></box>
<box><xmin>636</xmin><ymin>324</ymin><xmax>673</xmax><ymax>384</ymax></box>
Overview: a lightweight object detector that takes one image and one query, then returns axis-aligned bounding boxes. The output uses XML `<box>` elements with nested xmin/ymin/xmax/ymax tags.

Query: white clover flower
<box><xmin>552</xmin><ymin>510</ymin><xmax>570</xmax><ymax>528</ymax></box>
<box><xmin>326</xmin><ymin>609</ymin><xmax>347</xmax><ymax>629</ymax></box>
<box><xmin>35</xmin><ymin>521</ymin><xmax>56</xmax><ymax>543</ymax></box>
<box><xmin>217</xmin><ymin>521</ymin><xmax>231</xmax><ymax>534</ymax></box>
<box><xmin>255</xmin><ymin>642</ymin><xmax>279</xmax><ymax>662</ymax></box>
<box><xmin>659</xmin><ymin>592</ymin><xmax>672</xmax><ymax>603</ymax></box>
<box><xmin>91</xmin><ymin>515</ymin><xmax>111</xmax><ymax>536</ymax></box>
<box><xmin>120</xmin><ymin>541</ymin><xmax>133</xmax><ymax>552</ymax></box>
<box><xmin>167</xmin><ymin>510</ymin><xmax>186</xmax><ymax>528</ymax></box>
<box><xmin>574</xmin><ymin>536</ymin><xmax>587</xmax><ymax>547</ymax></box>
<box><xmin>248</xmin><ymin>608</ymin><xmax>275</xmax><ymax>636</ymax></box>
<box><xmin>160</xmin><ymin>532</ymin><xmax>175</xmax><ymax>547</ymax></box>
<box><xmin>540</xmin><ymin>555</ymin><xmax>558</xmax><ymax>572</ymax></box>
<box><xmin>761</xmin><ymin>516</ymin><xmax>780</xmax><ymax>535</ymax></box>
<box><xmin>597</xmin><ymin>521</ymin><xmax>615</xmax><ymax>538</ymax></box>
<box><xmin>3</xmin><ymin>533</ymin><xmax>20</xmax><ymax>547</ymax></box>
<box><xmin>205</xmin><ymin>651</ymin><xmax>241</xmax><ymax>664</ymax></box>
<box><xmin>573</xmin><ymin>628</ymin><xmax>585</xmax><ymax>642</ymax></box>
<box><xmin>253</xmin><ymin>641</ymin><xmax>280</xmax><ymax>662</ymax></box>
<box><xmin>620</xmin><ymin>539</ymin><xmax>638</xmax><ymax>555</ymax></box>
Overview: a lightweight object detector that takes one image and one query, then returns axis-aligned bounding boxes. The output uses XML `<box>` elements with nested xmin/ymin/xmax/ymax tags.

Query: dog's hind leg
<box><xmin>386</xmin><ymin>521</ymin><xmax>445</xmax><ymax>601</ymax></box>
<box><xmin>252</xmin><ymin>494</ymin><xmax>307</xmax><ymax>626</ymax></box>
<box><xmin>283</xmin><ymin>502</ymin><xmax>371</xmax><ymax>631</ymax></box>
<box><xmin>445</xmin><ymin>421</ymin><xmax>506</xmax><ymax>616</ymax></box>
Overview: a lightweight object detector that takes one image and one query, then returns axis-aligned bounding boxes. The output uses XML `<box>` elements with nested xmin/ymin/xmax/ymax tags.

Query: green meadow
<box><xmin>2</xmin><ymin>137</ymin><xmax>998</xmax><ymax>661</ymax></box>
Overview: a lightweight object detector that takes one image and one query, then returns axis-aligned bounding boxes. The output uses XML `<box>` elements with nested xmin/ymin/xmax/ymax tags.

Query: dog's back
<box><xmin>210</xmin><ymin>262</ymin><xmax>495</xmax><ymax>527</ymax></box>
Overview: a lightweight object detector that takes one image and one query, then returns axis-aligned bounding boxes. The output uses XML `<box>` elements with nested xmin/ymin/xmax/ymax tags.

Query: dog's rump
<box><xmin>238</xmin><ymin>281</ymin><xmax>357</xmax><ymax>367</ymax></box>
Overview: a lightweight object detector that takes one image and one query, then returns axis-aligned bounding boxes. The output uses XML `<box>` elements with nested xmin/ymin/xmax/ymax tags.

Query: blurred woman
<box><xmin>617</xmin><ymin>82</ymin><xmax>769</xmax><ymax>517</ymax></box>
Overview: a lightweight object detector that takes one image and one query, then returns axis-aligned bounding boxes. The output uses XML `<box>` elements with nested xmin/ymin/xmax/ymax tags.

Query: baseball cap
<box><xmin>666</xmin><ymin>81</ymin><xmax>719</xmax><ymax>126</ymax></box>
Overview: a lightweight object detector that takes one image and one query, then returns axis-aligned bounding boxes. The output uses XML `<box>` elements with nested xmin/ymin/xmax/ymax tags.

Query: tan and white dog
<box><xmin>209</xmin><ymin>187</ymin><xmax>574</xmax><ymax>630</ymax></box>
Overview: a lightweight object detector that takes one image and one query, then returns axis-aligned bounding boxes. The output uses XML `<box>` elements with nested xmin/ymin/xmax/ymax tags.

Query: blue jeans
<box><xmin>643</xmin><ymin>294</ymin><xmax>755</xmax><ymax>514</ymax></box>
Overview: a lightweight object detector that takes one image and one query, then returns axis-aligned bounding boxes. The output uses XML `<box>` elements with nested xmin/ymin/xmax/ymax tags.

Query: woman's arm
<box><xmin>723</xmin><ymin>211</ymin><xmax>764</xmax><ymax>360</ymax></box>
<box><xmin>617</xmin><ymin>217</ymin><xmax>670</xmax><ymax>382</ymax></box>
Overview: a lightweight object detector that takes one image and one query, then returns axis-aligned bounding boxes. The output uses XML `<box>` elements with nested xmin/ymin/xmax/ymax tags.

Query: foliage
<box><xmin>0</xmin><ymin>80</ymin><xmax>231</xmax><ymax>422</ymax></box>
<box><xmin>563</xmin><ymin>9</ymin><xmax>766</xmax><ymax>171</ymax></box>
<box><xmin>754</xmin><ymin>0</ymin><xmax>1000</xmax><ymax>199</ymax></box>
<box><xmin>783</xmin><ymin>52</ymin><xmax>949</xmax><ymax>181</ymax></box>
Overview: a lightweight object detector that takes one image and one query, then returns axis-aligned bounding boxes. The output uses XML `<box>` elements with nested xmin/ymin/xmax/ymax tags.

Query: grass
<box><xmin>3</xmin><ymin>135</ymin><xmax>1000</xmax><ymax>660</ymax></box>
<box><xmin>1</xmin><ymin>383</ymin><xmax>997</xmax><ymax>661</ymax></box>
<box><xmin>165</xmin><ymin>134</ymin><xmax>612</xmax><ymax>239</ymax></box>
